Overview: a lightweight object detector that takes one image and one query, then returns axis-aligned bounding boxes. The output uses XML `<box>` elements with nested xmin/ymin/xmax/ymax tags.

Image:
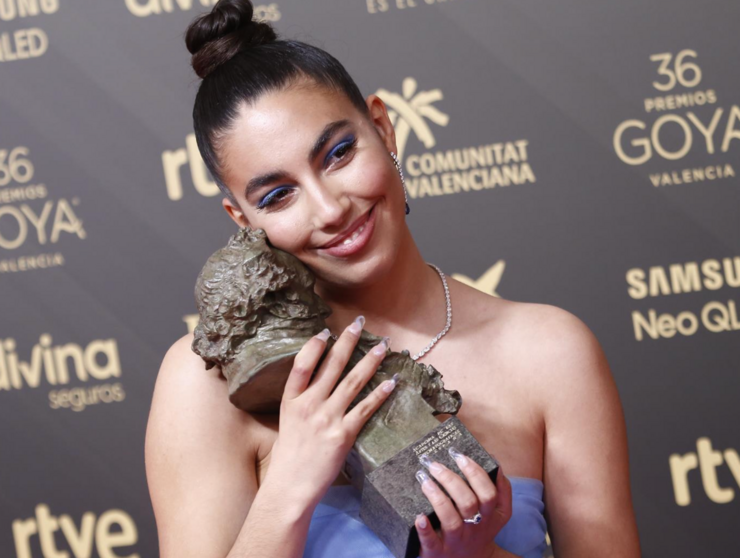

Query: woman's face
<box><xmin>218</xmin><ymin>81</ymin><xmax>406</xmax><ymax>289</ymax></box>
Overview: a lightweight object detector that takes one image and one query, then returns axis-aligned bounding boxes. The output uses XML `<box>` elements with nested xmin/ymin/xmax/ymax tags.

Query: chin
<box><xmin>313</xmin><ymin>234</ymin><xmax>400</xmax><ymax>289</ymax></box>
<box><xmin>305</xmin><ymin>199</ymin><xmax>405</xmax><ymax>288</ymax></box>
<box><xmin>310</xmin><ymin>253</ymin><xmax>388</xmax><ymax>289</ymax></box>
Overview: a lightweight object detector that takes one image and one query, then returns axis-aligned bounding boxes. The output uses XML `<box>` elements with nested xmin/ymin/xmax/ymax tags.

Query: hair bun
<box><xmin>186</xmin><ymin>0</ymin><xmax>277</xmax><ymax>79</ymax></box>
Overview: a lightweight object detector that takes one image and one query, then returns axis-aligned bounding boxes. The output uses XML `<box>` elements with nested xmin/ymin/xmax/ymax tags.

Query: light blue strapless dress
<box><xmin>304</xmin><ymin>477</ymin><xmax>547</xmax><ymax>558</ymax></box>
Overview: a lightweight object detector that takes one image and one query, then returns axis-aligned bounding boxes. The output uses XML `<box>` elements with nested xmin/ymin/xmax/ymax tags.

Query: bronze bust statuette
<box><xmin>192</xmin><ymin>227</ymin><xmax>498</xmax><ymax>558</ymax></box>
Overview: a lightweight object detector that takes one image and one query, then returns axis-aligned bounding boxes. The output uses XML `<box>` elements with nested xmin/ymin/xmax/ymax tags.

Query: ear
<box><xmin>365</xmin><ymin>94</ymin><xmax>398</xmax><ymax>155</ymax></box>
<box><xmin>222</xmin><ymin>197</ymin><xmax>250</xmax><ymax>228</ymax></box>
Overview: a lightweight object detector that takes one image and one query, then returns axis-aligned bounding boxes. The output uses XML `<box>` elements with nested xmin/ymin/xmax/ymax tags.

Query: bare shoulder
<box><xmin>472</xmin><ymin>299</ymin><xmax>637</xmax><ymax>553</ymax></box>
<box><xmin>146</xmin><ymin>333</ymin><xmax>256</xmax><ymax>451</ymax></box>
<box><xmin>498</xmin><ymin>298</ymin><xmax>605</xmax><ymax>367</ymax></box>
<box><xmin>450</xmin><ymin>282</ymin><xmax>640</xmax><ymax>554</ymax></box>
<box><xmin>458</xmin><ymin>281</ymin><xmax>626</xmax><ymax>429</ymax></box>
<box><xmin>145</xmin><ymin>333</ymin><xmax>264</xmax><ymax>557</ymax></box>
<box><xmin>451</xmin><ymin>280</ymin><xmax>612</xmax><ymax>402</ymax></box>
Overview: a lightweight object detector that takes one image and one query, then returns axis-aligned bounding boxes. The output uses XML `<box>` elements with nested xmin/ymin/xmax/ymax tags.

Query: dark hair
<box><xmin>185</xmin><ymin>0</ymin><xmax>370</xmax><ymax>205</ymax></box>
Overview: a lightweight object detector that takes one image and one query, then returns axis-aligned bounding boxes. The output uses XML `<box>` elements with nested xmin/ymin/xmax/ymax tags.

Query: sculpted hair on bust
<box><xmin>185</xmin><ymin>0</ymin><xmax>370</xmax><ymax>204</ymax></box>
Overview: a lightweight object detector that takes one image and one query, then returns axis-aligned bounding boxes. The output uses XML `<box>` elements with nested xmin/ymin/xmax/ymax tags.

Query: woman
<box><xmin>144</xmin><ymin>1</ymin><xmax>641</xmax><ymax>557</ymax></box>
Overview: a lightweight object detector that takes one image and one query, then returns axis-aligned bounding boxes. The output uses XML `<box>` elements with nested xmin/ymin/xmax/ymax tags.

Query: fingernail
<box><xmin>382</xmin><ymin>373</ymin><xmax>400</xmax><ymax>393</ymax></box>
<box><xmin>448</xmin><ymin>446</ymin><xmax>469</xmax><ymax>467</ymax></box>
<box><xmin>419</xmin><ymin>454</ymin><xmax>443</xmax><ymax>474</ymax></box>
<box><xmin>316</xmin><ymin>328</ymin><xmax>331</xmax><ymax>341</ymax></box>
<box><xmin>348</xmin><ymin>315</ymin><xmax>365</xmax><ymax>335</ymax></box>
<box><xmin>416</xmin><ymin>513</ymin><xmax>428</xmax><ymax>529</ymax></box>
<box><xmin>372</xmin><ymin>336</ymin><xmax>390</xmax><ymax>356</ymax></box>
<box><xmin>415</xmin><ymin>469</ymin><xmax>431</xmax><ymax>485</ymax></box>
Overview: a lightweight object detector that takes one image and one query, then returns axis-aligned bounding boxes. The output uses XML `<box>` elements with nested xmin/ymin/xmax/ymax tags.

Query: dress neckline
<box><xmin>328</xmin><ymin>475</ymin><xmax>543</xmax><ymax>491</ymax></box>
<box><xmin>316</xmin><ymin>477</ymin><xmax>544</xmax><ymax>519</ymax></box>
<box><xmin>506</xmin><ymin>475</ymin><xmax>544</xmax><ymax>485</ymax></box>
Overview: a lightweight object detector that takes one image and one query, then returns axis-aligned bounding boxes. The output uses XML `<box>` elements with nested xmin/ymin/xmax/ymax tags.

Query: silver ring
<box><xmin>463</xmin><ymin>512</ymin><xmax>483</xmax><ymax>525</ymax></box>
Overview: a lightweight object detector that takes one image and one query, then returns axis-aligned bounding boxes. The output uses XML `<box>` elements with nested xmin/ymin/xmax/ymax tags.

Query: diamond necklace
<box><xmin>411</xmin><ymin>263</ymin><xmax>452</xmax><ymax>361</ymax></box>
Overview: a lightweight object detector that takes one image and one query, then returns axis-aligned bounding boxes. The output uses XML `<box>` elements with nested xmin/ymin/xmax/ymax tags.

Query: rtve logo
<box><xmin>12</xmin><ymin>504</ymin><xmax>139</xmax><ymax>558</ymax></box>
<box><xmin>162</xmin><ymin>133</ymin><xmax>217</xmax><ymax>201</ymax></box>
<box><xmin>669</xmin><ymin>437</ymin><xmax>740</xmax><ymax>506</ymax></box>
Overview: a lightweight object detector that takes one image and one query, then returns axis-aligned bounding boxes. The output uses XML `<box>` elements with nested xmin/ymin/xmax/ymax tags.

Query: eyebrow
<box><xmin>244</xmin><ymin>118</ymin><xmax>353</xmax><ymax>199</ymax></box>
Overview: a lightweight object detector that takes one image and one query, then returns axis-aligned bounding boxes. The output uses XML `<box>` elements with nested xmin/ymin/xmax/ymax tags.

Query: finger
<box><xmin>415</xmin><ymin>469</ymin><xmax>465</xmax><ymax>543</ymax></box>
<box><xmin>329</xmin><ymin>336</ymin><xmax>390</xmax><ymax>412</ymax></box>
<box><xmin>343</xmin><ymin>372</ymin><xmax>399</xmax><ymax>435</ymax></box>
<box><xmin>282</xmin><ymin>328</ymin><xmax>331</xmax><ymax>400</ymax></box>
<box><xmin>447</xmin><ymin>447</ymin><xmax>499</xmax><ymax>516</ymax></box>
<box><xmin>308</xmin><ymin>315</ymin><xmax>364</xmax><ymax>397</ymax></box>
<box><xmin>420</xmin><ymin>455</ymin><xmax>480</xmax><ymax>522</ymax></box>
<box><xmin>415</xmin><ymin>513</ymin><xmax>443</xmax><ymax>556</ymax></box>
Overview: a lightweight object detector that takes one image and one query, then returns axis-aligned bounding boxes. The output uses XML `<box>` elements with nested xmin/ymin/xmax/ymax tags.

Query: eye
<box><xmin>256</xmin><ymin>185</ymin><xmax>293</xmax><ymax>211</ymax></box>
<box><xmin>325</xmin><ymin>135</ymin><xmax>357</xmax><ymax>166</ymax></box>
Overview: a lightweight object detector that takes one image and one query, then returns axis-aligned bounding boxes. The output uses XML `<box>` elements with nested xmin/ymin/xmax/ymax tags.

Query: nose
<box><xmin>307</xmin><ymin>179</ymin><xmax>350</xmax><ymax>230</ymax></box>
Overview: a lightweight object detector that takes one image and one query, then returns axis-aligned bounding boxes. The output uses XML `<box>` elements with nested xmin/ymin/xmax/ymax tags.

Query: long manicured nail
<box><xmin>415</xmin><ymin>469</ymin><xmax>431</xmax><ymax>485</ymax></box>
<box><xmin>382</xmin><ymin>373</ymin><xmax>400</xmax><ymax>392</ymax></box>
<box><xmin>416</xmin><ymin>514</ymin><xmax>428</xmax><ymax>529</ymax></box>
<box><xmin>372</xmin><ymin>336</ymin><xmax>390</xmax><ymax>356</ymax></box>
<box><xmin>348</xmin><ymin>315</ymin><xmax>365</xmax><ymax>335</ymax></box>
<box><xmin>419</xmin><ymin>454</ymin><xmax>443</xmax><ymax>474</ymax></box>
<box><xmin>316</xmin><ymin>328</ymin><xmax>331</xmax><ymax>341</ymax></box>
<box><xmin>448</xmin><ymin>446</ymin><xmax>469</xmax><ymax>467</ymax></box>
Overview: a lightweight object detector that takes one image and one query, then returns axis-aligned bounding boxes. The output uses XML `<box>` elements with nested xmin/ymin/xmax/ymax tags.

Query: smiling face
<box><xmin>217</xmin><ymin>80</ymin><xmax>407</xmax><ymax>289</ymax></box>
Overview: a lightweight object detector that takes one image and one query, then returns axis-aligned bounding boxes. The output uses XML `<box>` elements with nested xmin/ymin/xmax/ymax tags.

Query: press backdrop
<box><xmin>1</xmin><ymin>0</ymin><xmax>738</xmax><ymax>556</ymax></box>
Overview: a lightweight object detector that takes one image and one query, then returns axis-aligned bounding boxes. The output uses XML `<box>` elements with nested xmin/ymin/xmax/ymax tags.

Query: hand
<box><xmin>414</xmin><ymin>450</ymin><xmax>513</xmax><ymax>558</ymax></box>
<box><xmin>263</xmin><ymin>316</ymin><xmax>398</xmax><ymax>507</ymax></box>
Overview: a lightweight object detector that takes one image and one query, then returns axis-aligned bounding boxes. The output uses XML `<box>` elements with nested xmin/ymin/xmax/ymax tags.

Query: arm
<box><xmin>146</xmin><ymin>323</ymin><xmax>397</xmax><ymax>558</ymax></box>
<box><xmin>144</xmin><ymin>334</ymin><xmax>315</xmax><ymax>558</ymax></box>
<box><xmin>534</xmin><ymin>307</ymin><xmax>641</xmax><ymax>557</ymax></box>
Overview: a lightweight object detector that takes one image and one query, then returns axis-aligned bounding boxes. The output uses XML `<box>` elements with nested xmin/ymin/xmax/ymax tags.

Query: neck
<box><xmin>314</xmin><ymin>227</ymin><xmax>448</xmax><ymax>356</ymax></box>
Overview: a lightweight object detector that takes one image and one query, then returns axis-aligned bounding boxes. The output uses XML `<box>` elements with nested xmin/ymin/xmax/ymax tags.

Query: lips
<box><xmin>318</xmin><ymin>204</ymin><xmax>377</xmax><ymax>258</ymax></box>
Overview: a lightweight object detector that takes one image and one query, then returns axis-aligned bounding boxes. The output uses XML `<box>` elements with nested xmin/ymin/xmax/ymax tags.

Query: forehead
<box><xmin>221</xmin><ymin>83</ymin><xmax>364</xmax><ymax>185</ymax></box>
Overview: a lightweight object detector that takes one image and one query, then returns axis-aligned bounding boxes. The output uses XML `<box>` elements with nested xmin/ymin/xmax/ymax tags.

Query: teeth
<box><xmin>340</xmin><ymin>223</ymin><xmax>365</xmax><ymax>246</ymax></box>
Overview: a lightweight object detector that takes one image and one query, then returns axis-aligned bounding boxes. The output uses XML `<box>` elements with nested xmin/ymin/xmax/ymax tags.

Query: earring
<box><xmin>390</xmin><ymin>151</ymin><xmax>410</xmax><ymax>215</ymax></box>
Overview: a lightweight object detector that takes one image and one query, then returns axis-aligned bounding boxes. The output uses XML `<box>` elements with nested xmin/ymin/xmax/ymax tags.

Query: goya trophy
<box><xmin>191</xmin><ymin>227</ymin><xmax>498</xmax><ymax>558</ymax></box>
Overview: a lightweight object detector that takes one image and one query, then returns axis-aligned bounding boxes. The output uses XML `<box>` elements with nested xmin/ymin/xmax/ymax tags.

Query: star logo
<box><xmin>451</xmin><ymin>261</ymin><xmax>506</xmax><ymax>297</ymax></box>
